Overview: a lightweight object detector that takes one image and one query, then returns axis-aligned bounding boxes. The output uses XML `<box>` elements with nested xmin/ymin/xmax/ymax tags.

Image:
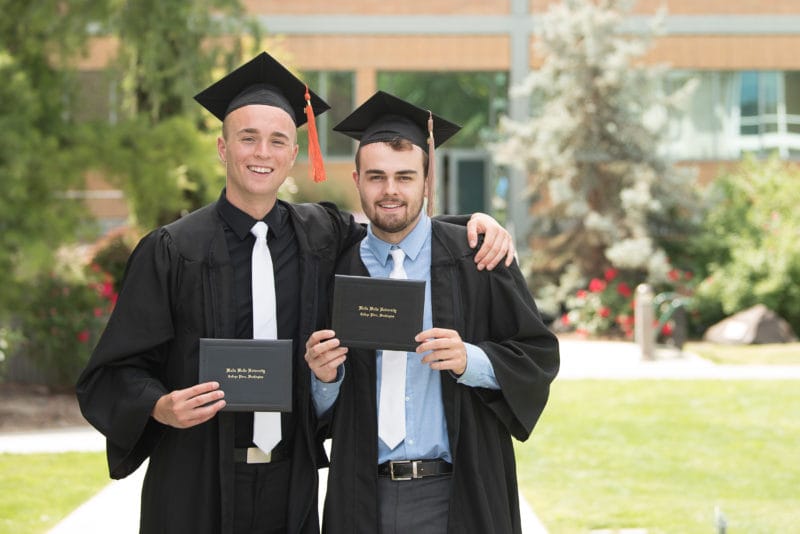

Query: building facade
<box><xmin>80</xmin><ymin>0</ymin><xmax>800</xmax><ymax>236</ymax></box>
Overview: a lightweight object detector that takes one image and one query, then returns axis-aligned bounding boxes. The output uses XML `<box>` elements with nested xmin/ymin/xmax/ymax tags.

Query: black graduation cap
<box><xmin>194</xmin><ymin>51</ymin><xmax>330</xmax><ymax>182</ymax></box>
<box><xmin>194</xmin><ymin>51</ymin><xmax>330</xmax><ymax>126</ymax></box>
<box><xmin>333</xmin><ymin>90</ymin><xmax>461</xmax><ymax>153</ymax></box>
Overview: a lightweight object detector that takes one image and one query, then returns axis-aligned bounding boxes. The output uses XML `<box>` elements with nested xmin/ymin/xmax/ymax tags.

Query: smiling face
<box><xmin>217</xmin><ymin>104</ymin><xmax>299</xmax><ymax>217</ymax></box>
<box><xmin>353</xmin><ymin>140</ymin><xmax>428</xmax><ymax>244</ymax></box>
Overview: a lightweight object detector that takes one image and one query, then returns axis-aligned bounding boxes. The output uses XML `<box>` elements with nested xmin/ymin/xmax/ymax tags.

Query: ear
<box><xmin>217</xmin><ymin>136</ymin><xmax>226</xmax><ymax>164</ymax></box>
<box><xmin>291</xmin><ymin>142</ymin><xmax>299</xmax><ymax>166</ymax></box>
<box><xmin>351</xmin><ymin>169</ymin><xmax>360</xmax><ymax>187</ymax></box>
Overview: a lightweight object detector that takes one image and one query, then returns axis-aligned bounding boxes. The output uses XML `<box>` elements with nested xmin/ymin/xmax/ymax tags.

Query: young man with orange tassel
<box><xmin>76</xmin><ymin>53</ymin><xmax>515</xmax><ymax>534</ymax></box>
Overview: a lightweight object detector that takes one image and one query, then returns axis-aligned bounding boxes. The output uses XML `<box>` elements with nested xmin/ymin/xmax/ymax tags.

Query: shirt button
<box><xmin>405</xmin><ymin>396</ymin><xmax>410</xmax><ymax>402</ymax></box>
<box><xmin>407</xmin><ymin>439</ymin><xmax>414</xmax><ymax>445</ymax></box>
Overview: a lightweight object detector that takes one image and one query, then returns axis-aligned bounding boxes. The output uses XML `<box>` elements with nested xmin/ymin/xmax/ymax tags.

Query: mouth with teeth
<box><xmin>377</xmin><ymin>198</ymin><xmax>406</xmax><ymax>212</ymax></box>
<box><xmin>248</xmin><ymin>165</ymin><xmax>273</xmax><ymax>175</ymax></box>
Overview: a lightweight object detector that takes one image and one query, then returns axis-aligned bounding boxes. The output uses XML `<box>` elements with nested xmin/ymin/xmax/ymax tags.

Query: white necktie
<box><xmin>378</xmin><ymin>248</ymin><xmax>408</xmax><ymax>450</ymax></box>
<box><xmin>250</xmin><ymin>221</ymin><xmax>281</xmax><ymax>454</ymax></box>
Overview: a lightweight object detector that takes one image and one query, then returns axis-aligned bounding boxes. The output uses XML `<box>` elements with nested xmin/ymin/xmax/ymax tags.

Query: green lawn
<box><xmin>0</xmin><ymin>452</ymin><xmax>108</xmax><ymax>534</ymax></box>
<box><xmin>684</xmin><ymin>341</ymin><xmax>800</xmax><ymax>365</ymax></box>
<box><xmin>516</xmin><ymin>380</ymin><xmax>800</xmax><ymax>533</ymax></box>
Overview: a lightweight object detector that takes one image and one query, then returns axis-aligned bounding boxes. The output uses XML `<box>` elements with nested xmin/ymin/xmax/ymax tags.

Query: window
<box><xmin>376</xmin><ymin>71</ymin><xmax>509</xmax><ymax>148</ymax></box>
<box><xmin>786</xmin><ymin>72</ymin><xmax>800</xmax><ymax>135</ymax></box>
<box><xmin>299</xmin><ymin>71</ymin><xmax>355</xmax><ymax>157</ymax></box>
<box><xmin>739</xmin><ymin>71</ymin><xmax>780</xmax><ymax>136</ymax></box>
<box><xmin>662</xmin><ymin>71</ymin><xmax>739</xmax><ymax>160</ymax></box>
<box><xmin>737</xmin><ymin>71</ymin><xmax>800</xmax><ymax>157</ymax></box>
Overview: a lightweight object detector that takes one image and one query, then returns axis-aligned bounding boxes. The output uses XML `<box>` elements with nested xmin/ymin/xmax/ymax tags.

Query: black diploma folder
<box><xmin>198</xmin><ymin>338</ymin><xmax>292</xmax><ymax>412</ymax></box>
<box><xmin>332</xmin><ymin>274</ymin><xmax>425</xmax><ymax>351</ymax></box>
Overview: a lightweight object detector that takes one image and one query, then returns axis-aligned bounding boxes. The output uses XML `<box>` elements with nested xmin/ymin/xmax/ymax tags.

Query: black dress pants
<box><xmin>377</xmin><ymin>474</ymin><xmax>452</xmax><ymax>534</ymax></box>
<box><xmin>233</xmin><ymin>458</ymin><xmax>291</xmax><ymax>534</ymax></box>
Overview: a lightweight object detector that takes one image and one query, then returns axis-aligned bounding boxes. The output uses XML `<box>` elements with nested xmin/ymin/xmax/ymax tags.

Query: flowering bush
<box><xmin>561</xmin><ymin>267</ymin><xmax>695</xmax><ymax>339</ymax></box>
<box><xmin>17</xmin><ymin>265</ymin><xmax>117</xmax><ymax>387</ymax></box>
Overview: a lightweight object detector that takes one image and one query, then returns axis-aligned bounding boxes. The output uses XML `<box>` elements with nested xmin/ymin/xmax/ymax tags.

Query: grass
<box><xmin>684</xmin><ymin>341</ymin><xmax>800</xmax><ymax>365</ymax></box>
<box><xmin>516</xmin><ymin>380</ymin><xmax>800</xmax><ymax>533</ymax></box>
<box><xmin>0</xmin><ymin>452</ymin><xmax>108</xmax><ymax>534</ymax></box>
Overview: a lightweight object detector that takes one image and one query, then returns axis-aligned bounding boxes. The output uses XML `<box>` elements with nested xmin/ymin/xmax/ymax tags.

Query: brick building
<box><xmin>79</xmin><ymin>0</ymin><xmax>800</xmax><ymax>239</ymax></box>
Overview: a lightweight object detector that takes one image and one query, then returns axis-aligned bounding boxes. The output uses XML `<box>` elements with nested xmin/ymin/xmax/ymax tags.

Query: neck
<box><xmin>225</xmin><ymin>190</ymin><xmax>277</xmax><ymax>220</ymax></box>
<box><xmin>371</xmin><ymin>212</ymin><xmax>423</xmax><ymax>245</ymax></box>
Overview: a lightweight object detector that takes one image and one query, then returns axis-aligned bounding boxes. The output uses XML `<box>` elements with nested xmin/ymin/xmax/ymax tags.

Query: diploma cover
<box><xmin>332</xmin><ymin>274</ymin><xmax>425</xmax><ymax>351</ymax></box>
<box><xmin>198</xmin><ymin>338</ymin><xmax>292</xmax><ymax>412</ymax></box>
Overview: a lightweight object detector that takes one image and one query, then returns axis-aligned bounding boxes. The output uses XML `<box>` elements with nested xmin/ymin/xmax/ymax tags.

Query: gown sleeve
<box><xmin>472</xmin><ymin>262</ymin><xmax>560</xmax><ymax>441</ymax></box>
<box><xmin>76</xmin><ymin>229</ymin><xmax>177</xmax><ymax>478</ymax></box>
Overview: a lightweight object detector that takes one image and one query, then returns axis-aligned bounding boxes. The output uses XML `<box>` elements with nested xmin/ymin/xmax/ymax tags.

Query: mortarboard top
<box><xmin>333</xmin><ymin>90</ymin><xmax>461</xmax><ymax>153</ymax></box>
<box><xmin>193</xmin><ymin>51</ymin><xmax>330</xmax><ymax>127</ymax></box>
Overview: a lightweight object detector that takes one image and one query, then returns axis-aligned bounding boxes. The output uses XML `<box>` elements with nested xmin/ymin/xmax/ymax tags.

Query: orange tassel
<box><xmin>305</xmin><ymin>85</ymin><xmax>326</xmax><ymax>182</ymax></box>
<box><xmin>426</xmin><ymin>111</ymin><xmax>435</xmax><ymax>216</ymax></box>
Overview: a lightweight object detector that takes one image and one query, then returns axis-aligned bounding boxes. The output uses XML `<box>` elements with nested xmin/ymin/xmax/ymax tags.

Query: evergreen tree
<box><xmin>492</xmin><ymin>0</ymin><xmax>699</xmax><ymax>294</ymax></box>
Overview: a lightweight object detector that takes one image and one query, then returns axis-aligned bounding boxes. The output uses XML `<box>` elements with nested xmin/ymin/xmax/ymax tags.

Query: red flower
<box><xmin>616</xmin><ymin>314</ymin><xmax>634</xmax><ymax>326</ymax></box>
<box><xmin>598</xmin><ymin>306</ymin><xmax>611</xmax><ymax>318</ymax></box>
<box><xmin>560</xmin><ymin>314</ymin><xmax>570</xmax><ymax>326</ymax></box>
<box><xmin>604</xmin><ymin>268</ymin><xmax>618</xmax><ymax>282</ymax></box>
<box><xmin>616</xmin><ymin>282</ymin><xmax>632</xmax><ymax>298</ymax></box>
<box><xmin>661</xmin><ymin>322</ymin><xmax>674</xmax><ymax>336</ymax></box>
<box><xmin>684</xmin><ymin>271</ymin><xmax>693</xmax><ymax>281</ymax></box>
<box><xmin>668</xmin><ymin>269</ymin><xmax>681</xmax><ymax>281</ymax></box>
<box><xmin>93</xmin><ymin>307</ymin><xmax>104</xmax><ymax>317</ymax></box>
<box><xmin>101</xmin><ymin>281</ymin><xmax>115</xmax><ymax>299</ymax></box>
<box><xmin>576</xmin><ymin>289</ymin><xmax>588</xmax><ymax>299</ymax></box>
<box><xmin>588</xmin><ymin>278</ymin><xmax>606</xmax><ymax>293</ymax></box>
<box><xmin>76</xmin><ymin>330</ymin><xmax>90</xmax><ymax>343</ymax></box>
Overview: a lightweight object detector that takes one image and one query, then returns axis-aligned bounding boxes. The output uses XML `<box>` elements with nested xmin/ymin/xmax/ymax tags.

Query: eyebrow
<box><xmin>364</xmin><ymin>168</ymin><xmax>418</xmax><ymax>176</ymax></box>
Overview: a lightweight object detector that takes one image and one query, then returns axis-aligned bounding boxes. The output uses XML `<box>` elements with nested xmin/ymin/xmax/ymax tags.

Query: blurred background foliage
<box><xmin>0</xmin><ymin>0</ymin><xmax>797</xmax><ymax>387</ymax></box>
<box><xmin>0</xmin><ymin>0</ymin><xmax>257</xmax><ymax>385</ymax></box>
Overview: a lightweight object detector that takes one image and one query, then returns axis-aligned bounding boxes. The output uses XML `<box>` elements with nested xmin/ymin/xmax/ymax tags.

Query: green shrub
<box><xmin>691</xmin><ymin>155</ymin><xmax>800</xmax><ymax>333</ymax></box>
<box><xmin>91</xmin><ymin>227</ymin><xmax>138</xmax><ymax>293</ymax></box>
<box><xmin>15</xmin><ymin>263</ymin><xmax>116</xmax><ymax>388</ymax></box>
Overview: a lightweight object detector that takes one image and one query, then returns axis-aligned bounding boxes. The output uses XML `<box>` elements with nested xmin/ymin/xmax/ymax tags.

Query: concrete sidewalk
<box><xmin>3</xmin><ymin>339</ymin><xmax>798</xmax><ymax>534</ymax></box>
<box><xmin>0</xmin><ymin>427</ymin><xmax>548</xmax><ymax>534</ymax></box>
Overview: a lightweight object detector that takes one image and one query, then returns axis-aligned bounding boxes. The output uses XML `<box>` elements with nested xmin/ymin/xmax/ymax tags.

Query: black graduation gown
<box><xmin>321</xmin><ymin>220</ymin><xmax>560</xmax><ymax>534</ymax></box>
<box><xmin>76</xmin><ymin>199</ymin><xmax>364</xmax><ymax>534</ymax></box>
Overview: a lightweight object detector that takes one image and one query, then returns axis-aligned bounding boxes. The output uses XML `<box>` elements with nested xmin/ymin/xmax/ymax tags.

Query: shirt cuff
<box><xmin>311</xmin><ymin>367</ymin><xmax>344</xmax><ymax>417</ymax></box>
<box><xmin>457</xmin><ymin>343</ymin><xmax>500</xmax><ymax>390</ymax></box>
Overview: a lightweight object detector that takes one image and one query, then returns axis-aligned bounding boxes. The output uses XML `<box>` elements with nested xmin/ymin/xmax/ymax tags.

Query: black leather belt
<box><xmin>377</xmin><ymin>459</ymin><xmax>453</xmax><ymax>481</ymax></box>
<box><xmin>234</xmin><ymin>446</ymin><xmax>289</xmax><ymax>464</ymax></box>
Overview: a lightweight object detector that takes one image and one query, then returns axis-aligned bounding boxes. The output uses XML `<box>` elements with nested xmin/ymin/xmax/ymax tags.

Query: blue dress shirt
<box><xmin>312</xmin><ymin>213</ymin><xmax>499</xmax><ymax>463</ymax></box>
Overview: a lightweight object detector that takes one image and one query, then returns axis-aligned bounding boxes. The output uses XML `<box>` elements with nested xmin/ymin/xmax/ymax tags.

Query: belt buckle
<box><xmin>246</xmin><ymin>447</ymin><xmax>272</xmax><ymax>464</ymax></box>
<box><xmin>390</xmin><ymin>460</ymin><xmax>415</xmax><ymax>481</ymax></box>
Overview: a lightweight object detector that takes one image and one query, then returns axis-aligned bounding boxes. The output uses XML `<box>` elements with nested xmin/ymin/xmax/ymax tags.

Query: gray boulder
<box><xmin>703</xmin><ymin>304</ymin><xmax>797</xmax><ymax>344</ymax></box>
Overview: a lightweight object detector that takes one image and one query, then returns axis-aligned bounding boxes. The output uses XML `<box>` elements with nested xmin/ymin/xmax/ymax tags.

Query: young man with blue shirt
<box><xmin>305</xmin><ymin>91</ymin><xmax>560</xmax><ymax>534</ymax></box>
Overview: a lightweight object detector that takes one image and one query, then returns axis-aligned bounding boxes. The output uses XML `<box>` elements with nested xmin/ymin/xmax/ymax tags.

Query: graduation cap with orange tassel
<box><xmin>332</xmin><ymin>90</ymin><xmax>461</xmax><ymax>215</ymax></box>
<box><xmin>194</xmin><ymin>51</ymin><xmax>330</xmax><ymax>182</ymax></box>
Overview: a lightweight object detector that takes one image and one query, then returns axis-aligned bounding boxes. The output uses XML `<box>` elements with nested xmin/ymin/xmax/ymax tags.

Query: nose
<box><xmin>384</xmin><ymin>177</ymin><xmax>399</xmax><ymax>194</ymax></box>
<box><xmin>254</xmin><ymin>140</ymin><xmax>270</xmax><ymax>159</ymax></box>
